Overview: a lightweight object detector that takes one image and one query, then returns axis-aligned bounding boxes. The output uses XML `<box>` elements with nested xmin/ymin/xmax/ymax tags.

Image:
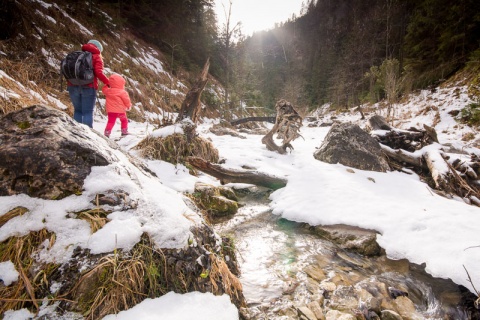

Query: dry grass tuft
<box><xmin>77</xmin><ymin>208</ymin><xmax>110</xmax><ymax>234</ymax></box>
<box><xmin>209</xmin><ymin>254</ymin><xmax>243</xmax><ymax>301</ymax></box>
<box><xmin>0</xmin><ymin>207</ymin><xmax>29</xmax><ymax>228</ymax></box>
<box><xmin>70</xmin><ymin>232</ymin><xmax>245</xmax><ymax>318</ymax></box>
<box><xmin>74</xmin><ymin>252</ymin><xmax>148</xmax><ymax>320</ymax></box>
<box><xmin>135</xmin><ymin>133</ymin><xmax>219</xmax><ymax>165</ymax></box>
<box><xmin>0</xmin><ymin>229</ymin><xmax>57</xmax><ymax>315</ymax></box>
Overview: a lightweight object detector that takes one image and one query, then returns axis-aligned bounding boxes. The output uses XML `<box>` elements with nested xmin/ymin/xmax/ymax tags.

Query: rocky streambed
<box><xmin>212</xmin><ymin>186</ymin><xmax>479</xmax><ymax>320</ymax></box>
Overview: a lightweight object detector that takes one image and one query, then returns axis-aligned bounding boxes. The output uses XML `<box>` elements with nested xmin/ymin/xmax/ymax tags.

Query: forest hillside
<box><xmin>0</xmin><ymin>0</ymin><xmax>224</xmax><ymax>123</ymax></box>
<box><xmin>1</xmin><ymin>0</ymin><xmax>479</xmax><ymax>120</ymax></box>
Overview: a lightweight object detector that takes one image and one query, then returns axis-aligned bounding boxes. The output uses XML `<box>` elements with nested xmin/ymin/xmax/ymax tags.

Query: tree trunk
<box><xmin>187</xmin><ymin>156</ymin><xmax>287</xmax><ymax>190</ymax></box>
<box><xmin>176</xmin><ymin>58</ymin><xmax>210</xmax><ymax>123</ymax></box>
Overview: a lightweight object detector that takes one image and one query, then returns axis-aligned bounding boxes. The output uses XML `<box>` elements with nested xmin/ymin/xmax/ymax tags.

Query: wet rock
<box><xmin>312</xmin><ymin>224</ymin><xmax>382</xmax><ymax>257</ymax></box>
<box><xmin>307</xmin><ymin>301</ymin><xmax>326</xmax><ymax>320</ymax></box>
<box><xmin>298</xmin><ymin>306</ymin><xmax>318</xmax><ymax>320</ymax></box>
<box><xmin>325</xmin><ymin>310</ymin><xmax>356</xmax><ymax>320</ymax></box>
<box><xmin>326</xmin><ymin>285</ymin><xmax>358</xmax><ymax>312</ymax></box>
<box><xmin>391</xmin><ymin>296</ymin><xmax>423</xmax><ymax>319</ymax></box>
<box><xmin>330</xmin><ymin>273</ymin><xmax>354</xmax><ymax>287</ymax></box>
<box><xmin>356</xmin><ymin>288</ymin><xmax>381</xmax><ymax>313</ymax></box>
<box><xmin>305</xmin><ymin>265</ymin><xmax>327</xmax><ymax>282</ymax></box>
<box><xmin>320</xmin><ymin>281</ymin><xmax>337</xmax><ymax>293</ymax></box>
<box><xmin>336</xmin><ymin>251</ymin><xmax>371</xmax><ymax>269</ymax></box>
<box><xmin>306</xmin><ymin>277</ymin><xmax>322</xmax><ymax>295</ymax></box>
<box><xmin>313</xmin><ymin>122</ymin><xmax>390</xmax><ymax>172</ymax></box>
<box><xmin>380</xmin><ymin>310</ymin><xmax>403</xmax><ymax>320</ymax></box>
<box><xmin>194</xmin><ymin>182</ymin><xmax>238</xmax><ymax>216</ymax></box>
<box><xmin>389</xmin><ymin>286</ymin><xmax>408</xmax><ymax>299</ymax></box>
<box><xmin>375</xmin><ymin>256</ymin><xmax>410</xmax><ymax>274</ymax></box>
<box><xmin>0</xmin><ymin>105</ymin><xmax>117</xmax><ymax>199</ymax></box>
<box><xmin>276</xmin><ymin>304</ymin><xmax>299</xmax><ymax>318</ymax></box>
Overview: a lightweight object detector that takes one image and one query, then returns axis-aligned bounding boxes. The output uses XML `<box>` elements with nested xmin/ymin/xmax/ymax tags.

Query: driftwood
<box><xmin>370</xmin><ymin>115</ymin><xmax>480</xmax><ymax>204</ymax></box>
<box><xmin>380</xmin><ymin>144</ymin><xmax>426</xmax><ymax>169</ymax></box>
<box><xmin>187</xmin><ymin>156</ymin><xmax>287</xmax><ymax>190</ymax></box>
<box><xmin>176</xmin><ymin>58</ymin><xmax>210</xmax><ymax>123</ymax></box>
<box><xmin>261</xmin><ymin>99</ymin><xmax>303</xmax><ymax>154</ymax></box>
<box><xmin>374</xmin><ymin>128</ymin><xmax>433</xmax><ymax>152</ymax></box>
<box><xmin>424</xmin><ymin>150</ymin><xmax>453</xmax><ymax>193</ymax></box>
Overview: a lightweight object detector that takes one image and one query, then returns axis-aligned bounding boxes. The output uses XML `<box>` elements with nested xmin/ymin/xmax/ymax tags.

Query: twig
<box><xmin>464</xmin><ymin>245</ymin><xmax>480</xmax><ymax>251</ymax></box>
<box><xmin>463</xmin><ymin>265</ymin><xmax>480</xmax><ymax>296</ymax></box>
<box><xmin>426</xmin><ymin>186</ymin><xmax>434</xmax><ymax>196</ymax></box>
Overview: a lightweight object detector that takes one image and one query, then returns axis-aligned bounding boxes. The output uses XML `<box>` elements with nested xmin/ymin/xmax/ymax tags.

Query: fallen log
<box><xmin>424</xmin><ymin>150</ymin><xmax>454</xmax><ymax>194</ymax></box>
<box><xmin>187</xmin><ymin>156</ymin><xmax>287</xmax><ymax>190</ymax></box>
<box><xmin>380</xmin><ymin>144</ymin><xmax>426</xmax><ymax>169</ymax></box>
<box><xmin>367</xmin><ymin>115</ymin><xmax>480</xmax><ymax>205</ymax></box>
<box><xmin>230</xmin><ymin>116</ymin><xmax>276</xmax><ymax>126</ymax></box>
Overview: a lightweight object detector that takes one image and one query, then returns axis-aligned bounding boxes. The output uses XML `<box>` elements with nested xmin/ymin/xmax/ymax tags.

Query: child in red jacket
<box><xmin>102</xmin><ymin>73</ymin><xmax>132</xmax><ymax>137</ymax></box>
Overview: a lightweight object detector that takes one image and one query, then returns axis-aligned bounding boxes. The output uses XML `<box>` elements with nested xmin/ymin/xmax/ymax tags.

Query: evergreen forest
<box><xmin>43</xmin><ymin>0</ymin><xmax>480</xmax><ymax>113</ymax></box>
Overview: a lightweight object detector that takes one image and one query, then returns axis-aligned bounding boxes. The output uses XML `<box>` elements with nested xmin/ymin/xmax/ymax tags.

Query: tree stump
<box><xmin>261</xmin><ymin>99</ymin><xmax>303</xmax><ymax>154</ymax></box>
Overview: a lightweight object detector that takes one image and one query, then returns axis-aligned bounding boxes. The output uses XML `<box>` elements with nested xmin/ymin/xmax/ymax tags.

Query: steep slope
<box><xmin>0</xmin><ymin>0</ymin><xmax>222</xmax><ymax>123</ymax></box>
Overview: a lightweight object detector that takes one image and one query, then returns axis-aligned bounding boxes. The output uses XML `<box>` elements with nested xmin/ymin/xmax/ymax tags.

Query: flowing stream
<box><xmin>214</xmin><ymin>186</ymin><xmax>477</xmax><ymax>320</ymax></box>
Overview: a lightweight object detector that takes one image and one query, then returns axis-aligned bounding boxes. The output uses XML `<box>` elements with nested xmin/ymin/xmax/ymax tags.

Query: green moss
<box><xmin>17</xmin><ymin>121</ymin><xmax>31</xmax><ymax>129</ymax></box>
<box><xmin>460</xmin><ymin>103</ymin><xmax>480</xmax><ymax>126</ymax></box>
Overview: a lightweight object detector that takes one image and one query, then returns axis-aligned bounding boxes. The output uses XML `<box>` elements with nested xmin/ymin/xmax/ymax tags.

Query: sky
<box><xmin>214</xmin><ymin>0</ymin><xmax>305</xmax><ymax>36</ymax></box>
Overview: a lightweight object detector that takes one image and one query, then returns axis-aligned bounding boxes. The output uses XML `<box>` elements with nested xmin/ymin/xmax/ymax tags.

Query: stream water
<box><xmin>214</xmin><ymin>186</ymin><xmax>478</xmax><ymax>320</ymax></box>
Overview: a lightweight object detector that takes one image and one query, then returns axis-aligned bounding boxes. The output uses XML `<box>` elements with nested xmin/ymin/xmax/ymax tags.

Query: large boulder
<box><xmin>194</xmin><ymin>182</ymin><xmax>238</xmax><ymax>217</ymax></box>
<box><xmin>313</xmin><ymin>122</ymin><xmax>390</xmax><ymax>172</ymax></box>
<box><xmin>0</xmin><ymin>105</ymin><xmax>118</xmax><ymax>199</ymax></box>
<box><xmin>311</xmin><ymin>224</ymin><xmax>382</xmax><ymax>256</ymax></box>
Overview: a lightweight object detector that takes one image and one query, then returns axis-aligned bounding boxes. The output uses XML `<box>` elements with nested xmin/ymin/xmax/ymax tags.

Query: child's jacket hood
<box><xmin>102</xmin><ymin>74</ymin><xmax>131</xmax><ymax>113</ymax></box>
<box><xmin>108</xmin><ymin>73</ymin><xmax>126</xmax><ymax>89</ymax></box>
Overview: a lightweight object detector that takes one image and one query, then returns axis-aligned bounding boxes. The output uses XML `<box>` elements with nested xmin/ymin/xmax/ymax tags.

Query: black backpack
<box><xmin>60</xmin><ymin>51</ymin><xmax>94</xmax><ymax>86</ymax></box>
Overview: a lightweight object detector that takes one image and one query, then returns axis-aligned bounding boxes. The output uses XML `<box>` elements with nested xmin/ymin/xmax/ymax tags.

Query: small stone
<box><xmin>320</xmin><ymin>281</ymin><xmax>336</xmax><ymax>292</ymax></box>
<box><xmin>307</xmin><ymin>301</ymin><xmax>325</xmax><ymax>320</ymax></box>
<box><xmin>325</xmin><ymin>310</ymin><xmax>356</xmax><ymax>320</ymax></box>
<box><xmin>305</xmin><ymin>265</ymin><xmax>327</xmax><ymax>282</ymax></box>
<box><xmin>380</xmin><ymin>310</ymin><xmax>403</xmax><ymax>320</ymax></box>
<box><xmin>298</xmin><ymin>306</ymin><xmax>318</xmax><ymax>320</ymax></box>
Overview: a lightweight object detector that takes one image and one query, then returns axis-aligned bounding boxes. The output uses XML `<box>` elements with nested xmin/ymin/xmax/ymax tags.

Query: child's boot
<box><xmin>104</xmin><ymin>130</ymin><xmax>111</xmax><ymax>138</ymax></box>
<box><xmin>121</xmin><ymin>128</ymin><xmax>129</xmax><ymax>136</ymax></box>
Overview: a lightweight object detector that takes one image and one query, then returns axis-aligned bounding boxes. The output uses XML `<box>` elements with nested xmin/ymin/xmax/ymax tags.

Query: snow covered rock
<box><xmin>313</xmin><ymin>122</ymin><xmax>390</xmax><ymax>172</ymax></box>
<box><xmin>0</xmin><ymin>105</ymin><xmax>117</xmax><ymax>199</ymax></box>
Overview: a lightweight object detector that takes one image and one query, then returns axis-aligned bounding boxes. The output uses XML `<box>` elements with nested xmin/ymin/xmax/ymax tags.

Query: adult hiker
<box><xmin>66</xmin><ymin>40</ymin><xmax>110</xmax><ymax>128</ymax></box>
<box><xmin>102</xmin><ymin>73</ymin><xmax>132</xmax><ymax>137</ymax></box>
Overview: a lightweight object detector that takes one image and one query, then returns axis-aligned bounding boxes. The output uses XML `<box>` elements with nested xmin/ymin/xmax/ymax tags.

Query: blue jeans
<box><xmin>68</xmin><ymin>86</ymin><xmax>97</xmax><ymax>128</ymax></box>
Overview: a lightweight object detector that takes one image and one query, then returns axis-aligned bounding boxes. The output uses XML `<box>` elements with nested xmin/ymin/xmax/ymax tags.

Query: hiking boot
<box><xmin>104</xmin><ymin>130</ymin><xmax>111</xmax><ymax>138</ymax></box>
<box><xmin>121</xmin><ymin>128</ymin><xmax>129</xmax><ymax>136</ymax></box>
